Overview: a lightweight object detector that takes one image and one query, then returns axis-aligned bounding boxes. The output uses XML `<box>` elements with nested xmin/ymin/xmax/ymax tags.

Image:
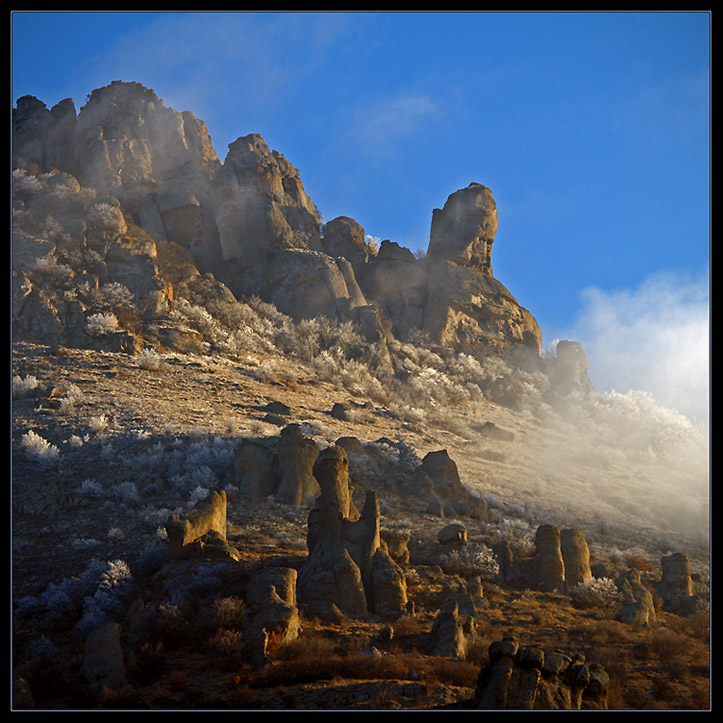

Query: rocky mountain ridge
<box><xmin>13</xmin><ymin>80</ymin><xmax>563</xmax><ymax>381</ymax></box>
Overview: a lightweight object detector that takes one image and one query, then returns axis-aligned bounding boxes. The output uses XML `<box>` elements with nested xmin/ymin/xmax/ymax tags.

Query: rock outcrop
<box><xmin>618</xmin><ymin>569</ymin><xmax>657</xmax><ymax>627</ymax></box>
<box><xmin>410</xmin><ymin>449</ymin><xmax>489</xmax><ymax>520</ymax></box>
<box><xmin>656</xmin><ymin>552</ymin><xmax>707</xmax><ymax>616</ymax></box>
<box><xmin>165</xmin><ymin>489</ymin><xmax>239</xmax><ymax>560</ymax></box>
<box><xmin>13</xmin><ymin>81</ymin><xmax>596</xmax><ymax>401</ymax></box>
<box><xmin>528</xmin><ymin>525</ymin><xmax>593</xmax><ymax>593</ymax></box>
<box><xmin>471</xmin><ymin>638</ymin><xmax>609</xmax><ymax>710</ymax></box>
<box><xmin>242</xmin><ymin>566</ymin><xmax>302</xmax><ymax>668</ymax></box>
<box><xmin>234</xmin><ymin>424</ymin><xmax>320</xmax><ymax>506</ymax></box>
<box><xmin>297</xmin><ymin>446</ymin><xmax>407</xmax><ymax>620</ymax></box>
<box><xmin>421</xmin><ymin>183</ymin><xmax>543</xmax><ymax>354</ymax></box>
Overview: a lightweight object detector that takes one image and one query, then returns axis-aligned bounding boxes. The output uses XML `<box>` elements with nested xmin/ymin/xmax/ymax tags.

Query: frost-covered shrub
<box><xmin>79</xmin><ymin>478</ymin><xmax>103</xmax><ymax>497</ymax></box>
<box><xmin>114</xmin><ymin>481</ymin><xmax>139</xmax><ymax>504</ymax></box>
<box><xmin>440</xmin><ymin>543</ymin><xmax>500</xmax><ymax>580</ymax></box>
<box><xmin>12</xmin><ymin>167</ymin><xmax>44</xmax><ymax>195</ymax></box>
<box><xmin>59</xmin><ymin>384</ymin><xmax>84</xmax><ymax>414</ymax></box>
<box><xmin>77</xmin><ymin>559</ymin><xmax>134</xmax><ymax>632</ymax></box>
<box><xmin>97</xmin><ymin>282</ymin><xmax>135</xmax><ymax>311</ymax></box>
<box><xmin>16</xmin><ymin>558</ymin><xmax>108</xmax><ymax>630</ymax></box>
<box><xmin>86</xmin><ymin>312</ymin><xmax>119</xmax><ymax>336</ymax></box>
<box><xmin>29</xmin><ymin>256</ymin><xmax>74</xmax><ymax>288</ymax></box>
<box><xmin>12</xmin><ymin>375</ymin><xmax>40</xmax><ymax>396</ymax></box>
<box><xmin>87</xmin><ymin>202</ymin><xmax>126</xmax><ymax>238</ymax></box>
<box><xmin>21</xmin><ymin>430</ymin><xmax>59</xmax><ymax>464</ymax></box>
<box><xmin>136</xmin><ymin>541</ymin><xmax>169</xmax><ymax>577</ymax></box>
<box><xmin>138</xmin><ymin>347</ymin><xmax>164</xmax><ymax>370</ymax></box>
<box><xmin>569</xmin><ymin>577</ymin><xmax>622</xmax><ymax>609</ymax></box>
<box><xmin>89</xmin><ymin>414</ymin><xmax>109</xmax><ymax>434</ymax></box>
<box><xmin>25</xmin><ymin>634</ymin><xmax>58</xmax><ymax>662</ymax></box>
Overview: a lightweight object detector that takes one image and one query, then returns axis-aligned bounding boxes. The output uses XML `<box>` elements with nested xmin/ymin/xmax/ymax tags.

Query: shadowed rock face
<box><xmin>472</xmin><ymin>637</ymin><xmax>610</xmax><ymax>710</ymax></box>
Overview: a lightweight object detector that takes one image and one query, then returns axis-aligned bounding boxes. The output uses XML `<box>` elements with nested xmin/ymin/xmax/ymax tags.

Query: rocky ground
<box><xmin>11</xmin><ymin>340</ymin><xmax>710</xmax><ymax>711</ymax></box>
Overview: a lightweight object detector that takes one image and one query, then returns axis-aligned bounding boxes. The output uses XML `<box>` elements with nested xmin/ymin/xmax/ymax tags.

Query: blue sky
<box><xmin>11</xmin><ymin>11</ymin><xmax>710</xmax><ymax>423</ymax></box>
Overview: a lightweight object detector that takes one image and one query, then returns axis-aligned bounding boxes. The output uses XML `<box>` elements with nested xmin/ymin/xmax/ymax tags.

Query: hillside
<box><xmin>11</xmin><ymin>82</ymin><xmax>709</xmax><ymax>711</ymax></box>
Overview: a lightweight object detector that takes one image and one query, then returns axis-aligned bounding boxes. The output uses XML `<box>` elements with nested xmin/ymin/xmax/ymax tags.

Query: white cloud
<box><xmin>554</xmin><ymin>270</ymin><xmax>709</xmax><ymax>426</ymax></box>
<box><xmin>349</xmin><ymin>92</ymin><xmax>439</xmax><ymax>157</ymax></box>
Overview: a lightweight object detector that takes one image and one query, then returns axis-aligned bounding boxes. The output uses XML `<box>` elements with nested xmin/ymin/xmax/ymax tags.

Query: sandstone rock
<box><xmin>438</xmin><ymin>522</ymin><xmax>468</xmax><ymax>552</ymax></box>
<box><xmin>618</xmin><ymin>569</ymin><xmax>657</xmax><ymax>627</ymax></box>
<box><xmin>422</xmin><ymin>259</ymin><xmax>542</xmax><ymax>353</ymax></box>
<box><xmin>298</xmin><ymin>446</ymin><xmax>406</xmax><ymax>619</ymax></box>
<box><xmin>275</xmin><ymin>424</ymin><xmax>320</xmax><ymax>505</ymax></box>
<box><xmin>560</xmin><ymin>529</ymin><xmax>592</xmax><ymax>587</ymax></box>
<box><xmin>265</xmin><ymin>248</ymin><xmax>359</xmax><ymax>321</ymax></box>
<box><xmin>165</xmin><ymin>489</ymin><xmax>228</xmax><ymax>558</ymax></box>
<box><xmin>534</xmin><ymin>524</ymin><xmax>566</xmax><ymax>592</ymax></box>
<box><xmin>380</xmin><ymin>530</ymin><xmax>411</xmax><ymax>567</ymax></box>
<box><xmin>427</xmin><ymin>182</ymin><xmax>497</xmax><ymax>272</ymax></box>
<box><xmin>363</xmin><ymin>240</ymin><xmax>428</xmax><ymax>338</ymax></box>
<box><xmin>81</xmin><ymin>622</ymin><xmax>127</xmax><ymax>692</ymax></box>
<box><xmin>476</xmin><ymin>421</ymin><xmax>515</xmax><ymax>441</ymax></box>
<box><xmin>321</xmin><ymin>216</ymin><xmax>370</xmax><ymax>270</ymax></box>
<box><xmin>243</xmin><ymin>566</ymin><xmax>302</xmax><ymax>668</ymax></box>
<box><xmin>371</xmin><ymin>546</ymin><xmax>409</xmax><ymax>618</ymax></box>
<box><xmin>471</xmin><ymin>637</ymin><xmax>609</xmax><ymax>710</ymax></box>
<box><xmin>427</xmin><ymin>600</ymin><xmax>476</xmax><ymax>659</ymax></box>
<box><xmin>412</xmin><ymin>450</ymin><xmax>489</xmax><ymax>521</ymax></box>
<box><xmin>234</xmin><ymin>437</ymin><xmax>280</xmax><ymax>499</ymax></box>
<box><xmin>421</xmin><ymin>183</ymin><xmax>542</xmax><ymax>353</ymax></box>
<box><xmin>544</xmin><ymin>340</ymin><xmax>594</xmax><ymax>400</ymax></box>
<box><xmin>656</xmin><ymin>552</ymin><xmax>706</xmax><ymax>616</ymax></box>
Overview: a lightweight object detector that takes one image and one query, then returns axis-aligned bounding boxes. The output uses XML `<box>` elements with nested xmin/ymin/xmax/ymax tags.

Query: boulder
<box><xmin>560</xmin><ymin>529</ymin><xmax>592</xmax><ymax>587</ymax></box>
<box><xmin>471</xmin><ymin>637</ymin><xmax>609</xmax><ymax>710</ymax></box>
<box><xmin>165</xmin><ymin>489</ymin><xmax>228</xmax><ymax>558</ymax></box>
<box><xmin>243</xmin><ymin>567</ymin><xmax>302</xmax><ymax>668</ymax></box>
<box><xmin>81</xmin><ymin>622</ymin><xmax>127</xmax><ymax>692</ymax></box>
<box><xmin>275</xmin><ymin>424</ymin><xmax>321</xmax><ymax>505</ymax></box>
<box><xmin>438</xmin><ymin>522</ymin><xmax>468</xmax><ymax>552</ymax></box>
<box><xmin>534</xmin><ymin>524</ymin><xmax>566</xmax><ymax>592</ymax></box>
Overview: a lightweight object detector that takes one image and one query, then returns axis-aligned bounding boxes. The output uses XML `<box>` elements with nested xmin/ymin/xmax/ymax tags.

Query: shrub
<box><xmin>21</xmin><ymin>430</ymin><xmax>59</xmax><ymax>464</ymax></box>
<box><xmin>569</xmin><ymin>577</ymin><xmax>622</xmax><ymax>609</ymax></box>
<box><xmin>86</xmin><ymin>312</ymin><xmax>119</xmax><ymax>336</ymax></box>
<box><xmin>138</xmin><ymin>347</ymin><xmax>164</xmax><ymax>370</ymax></box>
<box><xmin>89</xmin><ymin>415</ymin><xmax>110</xmax><ymax>434</ymax></box>
<box><xmin>12</xmin><ymin>375</ymin><xmax>41</xmax><ymax>396</ymax></box>
<box><xmin>77</xmin><ymin>559</ymin><xmax>134</xmax><ymax>633</ymax></box>
<box><xmin>439</xmin><ymin>543</ymin><xmax>500</xmax><ymax>580</ymax></box>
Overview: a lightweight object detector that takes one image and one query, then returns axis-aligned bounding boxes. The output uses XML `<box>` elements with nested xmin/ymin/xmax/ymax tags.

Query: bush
<box><xmin>86</xmin><ymin>312</ymin><xmax>119</xmax><ymax>336</ymax></box>
<box><xmin>20</xmin><ymin>430</ymin><xmax>59</xmax><ymax>464</ymax></box>
<box><xmin>439</xmin><ymin>543</ymin><xmax>500</xmax><ymax>580</ymax></box>
<box><xmin>569</xmin><ymin>577</ymin><xmax>622</xmax><ymax>609</ymax></box>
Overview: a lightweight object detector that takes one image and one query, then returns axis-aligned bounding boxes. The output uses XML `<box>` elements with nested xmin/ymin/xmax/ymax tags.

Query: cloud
<box><xmin>348</xmin><ymin>91</ymin><xmax>439</xmax><ymax>157</ymax></box>
<box><xmin>553</xmin><ymin>270</ymin><xmax>709</xmax><ymax>426</ymax></box>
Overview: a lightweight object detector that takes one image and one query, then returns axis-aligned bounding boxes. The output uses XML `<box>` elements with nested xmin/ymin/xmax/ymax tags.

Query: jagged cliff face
<box><xmin>12</xmin><ymin>80</ymin><xmax>544</xmax><ymax>358</ymax></box>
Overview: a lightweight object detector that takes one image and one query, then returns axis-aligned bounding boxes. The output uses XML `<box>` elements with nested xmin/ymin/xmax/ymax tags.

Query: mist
<box><xmin>547</xmin><ymin>270</ymin><xmax>709</xmax><ymax>429</ymax></box>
